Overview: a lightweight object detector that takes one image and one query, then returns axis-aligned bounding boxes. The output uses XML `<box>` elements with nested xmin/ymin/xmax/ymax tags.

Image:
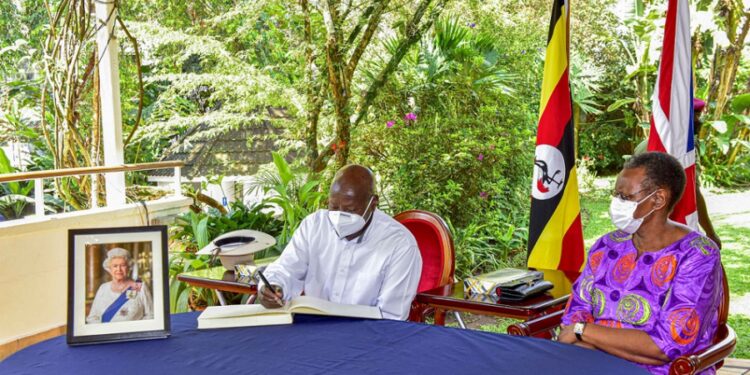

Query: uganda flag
<box><xmin>527</xmin><ymin>0</ymin><xmax>584</xmax><ymax>276</ymax></box>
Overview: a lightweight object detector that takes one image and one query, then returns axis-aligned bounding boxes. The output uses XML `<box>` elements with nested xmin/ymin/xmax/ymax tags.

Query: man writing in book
<box><xmin>258</xmin><ymin>164</ymin><xmax>423</xmax><ymax>320</ymax></box>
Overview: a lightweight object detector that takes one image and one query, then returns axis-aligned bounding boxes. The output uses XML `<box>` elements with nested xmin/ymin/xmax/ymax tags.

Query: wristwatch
<box><xmin>573</xmin><ymin>322</ymin><xmax>586</xmax><ymax>341</ymax></box>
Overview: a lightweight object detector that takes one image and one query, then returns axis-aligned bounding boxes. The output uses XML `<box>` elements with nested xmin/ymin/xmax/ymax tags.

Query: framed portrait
<box><xmin>67</xmin><ymin>226</ymin><xmax>170</xmax><ymax>345</ymax></box>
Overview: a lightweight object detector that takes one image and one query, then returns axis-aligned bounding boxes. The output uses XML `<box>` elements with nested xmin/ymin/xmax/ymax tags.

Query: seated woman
<box><xmin>559</xmin><ymin>152</ymin><xmax>722</xmax><ymax>375</ymax></box>
<box><xmin>86</xmin><ymin>248</ymin><xmax>154</xmax><ymax>323</ymax></box>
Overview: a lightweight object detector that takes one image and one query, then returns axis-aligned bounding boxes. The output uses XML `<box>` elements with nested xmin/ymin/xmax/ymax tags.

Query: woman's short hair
<box><xmin>623</xmin><ymin>152</ymin><xmax>686</xmax><ymax>211</ymax></box>
<box><xmin>102</xmin><ymin>247</ymin><xmax>134</xmax><ymax>271</ymax></box>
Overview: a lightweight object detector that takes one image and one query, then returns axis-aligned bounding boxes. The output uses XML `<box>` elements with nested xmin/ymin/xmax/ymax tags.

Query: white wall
<box><xmin>0</xmin><ymin>196</ymin><xmax>190</xmax><ymax>345</ymax></box>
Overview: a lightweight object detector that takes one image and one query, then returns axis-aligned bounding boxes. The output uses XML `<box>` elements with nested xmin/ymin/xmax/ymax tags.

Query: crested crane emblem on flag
<box><xmin>532</xmin><ymin>145</ymin><xmax>565</xmax><ymax>200</ymax></box>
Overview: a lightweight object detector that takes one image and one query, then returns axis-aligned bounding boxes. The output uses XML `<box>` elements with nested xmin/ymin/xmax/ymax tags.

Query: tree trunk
<box><xmin>301</xmin><ymin>0</ymin><xmax>320</xmax><ymax>169</ymax></box>
<box><xmin>308</xmin><ymin>0</ymin><xmax>448</xmax><ymax>172</ymax></box>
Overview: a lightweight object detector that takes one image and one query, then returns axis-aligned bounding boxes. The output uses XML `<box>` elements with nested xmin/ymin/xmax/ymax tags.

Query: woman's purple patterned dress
<box><xmin>562</xmin><ymin>230</ymin><xmax>723</xmax><ymax>375</ymax></box>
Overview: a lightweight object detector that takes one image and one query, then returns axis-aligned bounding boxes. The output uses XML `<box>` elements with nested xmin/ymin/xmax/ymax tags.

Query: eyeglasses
<box><xmin>610</xmin><ymin>187</ymin><xmax>652</xmax><ymax>201</ymax></box>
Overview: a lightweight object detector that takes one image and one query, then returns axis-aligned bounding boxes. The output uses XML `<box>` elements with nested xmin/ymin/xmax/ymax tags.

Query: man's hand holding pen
<box><xmin>257</xmin><ymin>270</ymin><xmax>284</xmax><ymax>308</ymax></box>
<box><xmin>259</xmin><ymin>284</ymin><xmax>284</xmax><ymax>308</ymax></box>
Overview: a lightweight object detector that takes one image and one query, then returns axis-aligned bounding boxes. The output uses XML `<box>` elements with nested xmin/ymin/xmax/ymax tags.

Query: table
<box><xmin>0</xmin><ymin>313</ymin><xmax>647</xmax><ymax>375</ymax></box>
<box><xmin>177</xmin><ymin>256</ymin><xmax>278</xmax><ymax>305</ymax></box>
<box><xmin>413</xmin><ymin>269</ymin><xmax>580</xmax><ymax>321</ymax></box>
<box><xmin>177</xmin><ymin>267</ymin><xmax>257</xmax><ymax>305</ymax></box>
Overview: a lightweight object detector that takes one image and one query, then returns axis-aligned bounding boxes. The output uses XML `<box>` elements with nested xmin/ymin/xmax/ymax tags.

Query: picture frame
<box><xmin>67</xmin><ymin>226</ymin><xmax>170</xmax><ymax>345</ymax></box>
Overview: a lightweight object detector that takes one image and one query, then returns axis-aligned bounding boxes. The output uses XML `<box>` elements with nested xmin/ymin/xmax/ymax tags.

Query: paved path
<box><xmin>705</xmin><ymin>190</ymin><xmax>750</xmax><ymax>225</ymax></box>
<box><xmin>704</xmin><ymin>190</ymin><xmax>750</xmax><ymax>317</ymax></box>
<box><xmin>720</xmin><ymin>359</ymin><xmax>750</xmax><ymax>374</ymax></box>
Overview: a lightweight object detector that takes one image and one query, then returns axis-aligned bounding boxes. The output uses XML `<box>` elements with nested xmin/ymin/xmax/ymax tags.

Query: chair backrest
<box><xmin>394</xmin><ymin>210</ymin><xmax>455</xmax><ymax>293</ymax></box>
<box><xmin>718</xmin><ymin>264</ymin><xmax>729</xmax><ymax>328</ymax></box>
<box><xmin>713</xmin><ymin>263</ymin><xmax>730</xmax><ymax>350</ymax></box>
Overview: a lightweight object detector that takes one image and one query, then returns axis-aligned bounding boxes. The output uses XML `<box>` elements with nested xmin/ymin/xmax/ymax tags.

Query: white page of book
<box><xmin>288</xmin><ymin>296</ymin><xmax>382</xmax><ymax>319</ymax></box>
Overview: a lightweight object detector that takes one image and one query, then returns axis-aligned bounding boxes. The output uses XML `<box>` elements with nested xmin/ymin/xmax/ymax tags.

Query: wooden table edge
<box><xmin>414</xmin><ymin>292</ymin><xmax>570</xmax><ymax>319</ymax></box>
<box><xmin>176</xmin><ymin>274</ymin><xmax>258</xmax><ymax>295</ymax></box>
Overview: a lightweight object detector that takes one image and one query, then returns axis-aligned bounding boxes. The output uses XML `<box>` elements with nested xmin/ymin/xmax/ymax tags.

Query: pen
<box><xmin>256</xmin><ymin>269</ymin><xmax>283</xmax><ymax>305</ymax></box>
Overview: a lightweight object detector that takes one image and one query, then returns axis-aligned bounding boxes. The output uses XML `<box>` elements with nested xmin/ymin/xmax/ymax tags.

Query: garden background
<box><xmin>1</xmin><ymin>0</ymin><xmax>748</xmax><ymax>358</ymax></box>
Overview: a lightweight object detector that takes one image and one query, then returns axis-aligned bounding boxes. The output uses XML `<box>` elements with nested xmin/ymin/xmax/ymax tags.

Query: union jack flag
<box><xmin>648</xmin><ymin>0</ymin><xmax>698</xmax><ymax>228</ymax></box>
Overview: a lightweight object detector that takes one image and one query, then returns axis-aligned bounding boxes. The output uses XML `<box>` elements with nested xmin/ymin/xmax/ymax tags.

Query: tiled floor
<box><xmin>719</xmin><ymin>359</ymin><xmax>750</xmax><ymax>375</ymax></box>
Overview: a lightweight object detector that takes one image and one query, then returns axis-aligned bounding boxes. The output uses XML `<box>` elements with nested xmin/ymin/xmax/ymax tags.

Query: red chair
<box><xmin>507</xmin><ymin>265</ymin><xmax>736</xmax><ymax>375</ymax></box>
<box><xmin>394</xmin><ymin>210</ymin><xmax>456</xmax><ymax>325</ymax></box>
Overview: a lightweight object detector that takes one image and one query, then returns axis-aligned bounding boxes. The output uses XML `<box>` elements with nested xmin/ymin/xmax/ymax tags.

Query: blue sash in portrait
<box><xmin>101</xmin><ymin>286</ymin><xmax>132</xmax><ymax>323</ymax></box>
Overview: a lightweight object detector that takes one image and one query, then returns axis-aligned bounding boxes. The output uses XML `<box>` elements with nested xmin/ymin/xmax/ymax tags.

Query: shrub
<box><xmin>169</xmin><ymin>201</ymin><xmax>284</xmax><ymax>312</ymax></box>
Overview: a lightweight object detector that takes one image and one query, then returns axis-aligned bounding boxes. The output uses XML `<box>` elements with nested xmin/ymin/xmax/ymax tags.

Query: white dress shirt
<box><xmin>262</xmin><ymin>209</ymin><xmax>422</xmax><ymax>320</ymax></box>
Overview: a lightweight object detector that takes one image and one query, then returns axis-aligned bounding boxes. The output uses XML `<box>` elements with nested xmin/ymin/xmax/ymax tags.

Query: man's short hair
<box><xmin>623</xmin><ymin>152</ymin><xmax>686</xmax><ymax>211</ymax></box>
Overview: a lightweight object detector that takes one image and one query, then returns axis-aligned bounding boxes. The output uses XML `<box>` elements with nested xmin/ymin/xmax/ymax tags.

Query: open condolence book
<box><xmin>197</xmin><ymin>296</ymin><xmax>382</xmax><ymax>329</ymax></box>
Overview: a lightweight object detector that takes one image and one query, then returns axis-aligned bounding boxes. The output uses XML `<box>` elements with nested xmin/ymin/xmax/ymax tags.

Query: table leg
<box><xmin>215</xmin><ymin>290</ymin><xmax>228</xmax><ymax>306</ymax></box>
<box><xmin>453</xmin><ymin>311</ymin><xmax>467</xmax><ymax>329</ymax></box>
<box><xmin>434</xmin><ymin>308</ymin><xmax>446</xmax><ymax>326</ymax></box>
<box><xmin>409</xmin><ymin>302</ymin><xmax>427</xmax><ymax>323</ymax></box>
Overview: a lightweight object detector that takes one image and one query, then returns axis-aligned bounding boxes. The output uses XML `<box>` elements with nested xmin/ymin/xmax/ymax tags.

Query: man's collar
<box><xmin>345</xmin><ymin>209</ymin><xmax>378</xmax><ymax>243</ymax></box>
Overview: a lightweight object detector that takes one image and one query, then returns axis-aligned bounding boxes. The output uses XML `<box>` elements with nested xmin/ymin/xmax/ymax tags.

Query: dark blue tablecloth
<box><xmin>1</xmin><ymin>313</ymin><xmax>647</xmax><ymax>375</ymax></box>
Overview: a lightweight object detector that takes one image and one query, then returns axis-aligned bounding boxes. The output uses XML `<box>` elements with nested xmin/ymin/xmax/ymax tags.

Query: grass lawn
<box><xmin>470</xmin><ymin>186</ymin><xmax>749</xmax><ymax>359</ymax></box>
<box><xmin>729</xmin><ymin>315</ymin><xmax>750</xmax><ymax>359</ymax></box>
<box><xmin>716</xmin><ymin>225</ymin><xmax>750</xmax><ymax>359</ymax></box>
<box><xmin>717</xmin><ymin>226</ymin><xmax>750</xmax><ymax>297</ymax></box>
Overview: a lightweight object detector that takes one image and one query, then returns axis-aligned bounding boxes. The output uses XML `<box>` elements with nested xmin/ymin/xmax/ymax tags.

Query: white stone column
<box><xmin>95</xmin><ymin>1</ymin><xmax>126</xmax><ymax>207</ymax></box>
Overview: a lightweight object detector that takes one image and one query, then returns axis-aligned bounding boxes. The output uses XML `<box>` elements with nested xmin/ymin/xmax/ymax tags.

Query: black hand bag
<box><xmin>495</xmin><ymin>278</ymin><xmax>554</xmax><ymax>302</ymax></box>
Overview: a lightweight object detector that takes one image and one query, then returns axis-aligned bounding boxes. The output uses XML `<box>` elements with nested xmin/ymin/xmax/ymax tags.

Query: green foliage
<box><xmin>0</xmin><ymin>147</ymin><xmax>57</xmax><ymax>218</ymax></box>
<box><xmin>698</xmin><ymin>94</ymin><xmax>750</xmax><ymax>187</ymax></box>
<box><xmin>572</xmin><ymin>0</ymin><xmax>655</xmax><ymax>172</ymax></box>
<box><xmin>171</xmin><ymin>201</ymin><xmax>284</xmax><ymax>254</ymax></box>
<box><xmin>250</xmin><ymin>152</ymin><xmax>326</xmax><ymax>250</ymax></box>
<box><xmin>124</xmin><ymin>19</ymin><xmax>297</xmax><ymax>165</ymax></box>
<box><xmin>166</xmin><ymin>153</ymin><xmax>323</xmax><ymax>312</ymax></box>
<box><xmin>449</xmin><ymin>219</ymin><xmax>526</xmax><ymax>279</ymax></box>
<box><xmin>0</xmin><ymin>148</ymin><xmax>33</xmax><ymax>218</ymax></box>
<box><xmin>168</xmin><ymin>201</ymin><xmax>284</xmax><ymax>312</ymax></box>
<box><xmin>701</xmin><ymin>159</ymin><xmax>750</xmax><ymax>188</ymax></box>
<box><xmin>366</xmin><ymin>112</ymin><xmax>533</xmax><ymax>228</ymax></box>
<box><xmin>167</xmin><ymin>150</ymin><xmax>325</xmax><ymax>311</ymax></box>
<box><xmin>355</xmin><ymin>13</ymin><xmax>541</xmax><ymax>277</ymax></box>
<box><xmin>579</xmin><ymin>120</ymin><xmax>634</xmax><ymax>173</ymax></box>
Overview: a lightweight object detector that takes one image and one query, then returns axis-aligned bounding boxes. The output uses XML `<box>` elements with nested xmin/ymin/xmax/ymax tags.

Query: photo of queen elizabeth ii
<box><xmin>85</xmin><ymin>246</ymin><xmax>154</xmax><ymax>324</ymax></box>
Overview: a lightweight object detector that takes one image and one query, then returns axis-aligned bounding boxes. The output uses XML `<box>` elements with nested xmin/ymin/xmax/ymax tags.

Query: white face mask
<box><xmin>328</xmin><ymin>196</ymin><xmax>375</xmax><ymax>239</ymax></box>
<box><xmin>609</xmin><ymin>190</ymin><xmax>657</xmax><ymax>234</ymax></box>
